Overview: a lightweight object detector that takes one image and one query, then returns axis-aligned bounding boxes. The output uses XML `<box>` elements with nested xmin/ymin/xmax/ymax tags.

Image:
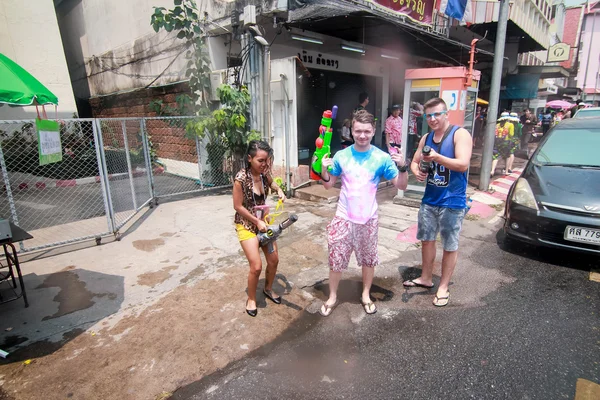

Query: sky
<box><xmin>563</xmin><ymin>0</ymin><xmax>590</xmax><ymax>6</ymax></box>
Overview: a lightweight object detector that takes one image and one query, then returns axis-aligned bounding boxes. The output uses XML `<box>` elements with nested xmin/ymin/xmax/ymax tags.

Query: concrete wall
<box><xmin>0</xmin><ymin>0</ymin><xmax>77</xmax><ymax>120</ymax></box>
<box><xmin>54</xmin><ymin>0</ymin><xmax>282</xmax><ymax>102</ymax></box>
<box><xmin>55</xmin><ymin>0</ymin><xmax>191</xmax><ymax>100</ymax></box>
<box><xmin>576</xmin><ymin>12</ymin><xmax>600</xmax><ymax>97</ymax></box>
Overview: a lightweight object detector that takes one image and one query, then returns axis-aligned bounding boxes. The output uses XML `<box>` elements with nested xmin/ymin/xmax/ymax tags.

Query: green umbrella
<box><xmin>0</xmin><ymin>53</ymin><xmax>59</xmax><ymax>106</ymax></box>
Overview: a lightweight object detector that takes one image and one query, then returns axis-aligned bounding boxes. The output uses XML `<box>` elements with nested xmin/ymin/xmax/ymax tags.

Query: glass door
<box><xmin>402</xmin><ymin>89</ymin><xmax>439</xmax><ymax>194</ymax></box>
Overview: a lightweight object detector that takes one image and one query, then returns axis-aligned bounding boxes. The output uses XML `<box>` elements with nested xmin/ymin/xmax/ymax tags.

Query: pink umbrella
<box><xmin>546</xmin><ymin>100</ymin><xmax>574</xmax><ymax>109</ymax></box>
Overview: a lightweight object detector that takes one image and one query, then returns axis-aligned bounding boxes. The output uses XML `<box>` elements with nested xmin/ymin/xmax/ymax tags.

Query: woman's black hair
<box><xmin>245</xmin><ymin>140</ymin><xmax>274</xmax><ymax>172</ymax></box>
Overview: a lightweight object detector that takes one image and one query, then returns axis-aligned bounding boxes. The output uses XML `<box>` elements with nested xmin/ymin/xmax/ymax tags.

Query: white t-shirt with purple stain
<box><xmin>330</xmin><ymin>146</ymin><xmax>399</xmax><ymax>224</ymax></box>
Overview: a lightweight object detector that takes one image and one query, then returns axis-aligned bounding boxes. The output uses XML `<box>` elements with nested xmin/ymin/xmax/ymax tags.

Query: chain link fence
<box><xmin>144</xmin><ymin>117</ymin><xmax>232</xmax><ymax>200</ymax></box>
<box><xmin>0</xmin><ymin>116</ymin><xmax>234</xmax><ymax>252</ymax></box>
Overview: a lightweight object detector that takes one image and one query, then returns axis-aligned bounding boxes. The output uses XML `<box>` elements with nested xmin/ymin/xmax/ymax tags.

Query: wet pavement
<box><xmin>0</xmin><ymin>184</ymin><xmax>598</xmax><ymax>400</ymax></box>
<box><xmin>170</xmin><ymin>227</ymin><xmax>599</xmax><ymax>400</ymax></box>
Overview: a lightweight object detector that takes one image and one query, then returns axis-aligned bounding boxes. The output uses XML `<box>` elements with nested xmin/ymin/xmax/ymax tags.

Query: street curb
<box><xmin>392</xmin><ymin>196</ymin><xmax>421</xmax><ymax>209</ymax></box>
<box><xmin>5</xmin><ymin>167</ymin><xmax>165</xmax><ymax>191</ymax></box>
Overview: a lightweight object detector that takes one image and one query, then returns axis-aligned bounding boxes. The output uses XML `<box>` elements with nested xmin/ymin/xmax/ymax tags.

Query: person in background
<box><xmin>519</xmin><ymin>108</ymin><xmax>537</xmax><ymax>158</ymax></box>
<box><xmin>353</xmin><ymin>92</ymin><xmax>369</xmax><ymax>114</ymax></box>
<box><xmin>569</xmin><ymin>99</ymin><xmax>582</xmax><ymax>118</ymax></box>
<box><xmin>555</xmin><ymin>110</ymin><xmax>564</xmax><ymax>124</ymax></box>
<box><xmin>385</xmin><ymin>104</ymin><xmax>403</xmax><ymax>154</ymax></box>
<box><xmin>509</xmin><ymin>112</ymin><xmax>521</xmax><ymax>167</ymax></box>
<box><xmin>341</xmin><ymin>118</ymin><xmax>354</xmax><ymax>149</ymax></box>
<box><xmin>491</xmin><ymin>112</ymin><xmax>515</xmax><ymax>176</ymax></box>
<box><xmin>541</xmin><ymin>108</ymin><xmax>553</xmax><ymax>135</ymax></box>
<box><xmin>408</xmin><ymin>102</ymin><xmax>424</xmax><ymax>160</ymax></box>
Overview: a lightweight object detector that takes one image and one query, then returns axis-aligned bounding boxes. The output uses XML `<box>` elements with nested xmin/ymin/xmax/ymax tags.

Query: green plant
<box><xmin>150</xmin><ymin>1</ymin><xmax>261</xmax><ymax>182</ymax></box>
<box><xmin>151</xmin><ymin>0</ymin><xmax>211</xmax><ymax>110</ymax></box>
<box><xmin>149</xmin><ymin>94</ymin><xmax>195</xmax><ymax>118</ymax></box>
<box><xmin>274</xmin><ymin>177</ymin><xmax>287</xmax><ymax>194</ymax></box>
<box><xmin>186</xmin><ymin>85</ymin><xmax>260</xmax><ymax>157</ymax></box>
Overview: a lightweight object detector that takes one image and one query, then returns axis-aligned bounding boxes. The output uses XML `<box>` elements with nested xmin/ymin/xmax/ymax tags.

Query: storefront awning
<box><xmin>517</xmin><ymin>65</ymin><xmax>570</xmax><ymax>79</ymax></box>
<box><xmin>287</xmin><ymin>0</ymin><xmax>495</xmax><ymax>66</ymax></box>
<box><xmin>500</xmin><ymin>74</ymin><xmax>541</xmax><ymax>100</ymax></box>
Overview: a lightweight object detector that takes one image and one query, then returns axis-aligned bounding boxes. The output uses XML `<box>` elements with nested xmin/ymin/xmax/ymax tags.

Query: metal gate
<box><xmin>0</xmin><ymin>117</ymin><xmax>231</xmax><ymax>252</ymax></box>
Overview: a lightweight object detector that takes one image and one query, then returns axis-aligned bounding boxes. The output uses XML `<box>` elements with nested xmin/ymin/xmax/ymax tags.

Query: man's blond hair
<box><xmin>352</xmin><ymin>109</ymin><xmax>375</xmax><ymax>127</ymax></box>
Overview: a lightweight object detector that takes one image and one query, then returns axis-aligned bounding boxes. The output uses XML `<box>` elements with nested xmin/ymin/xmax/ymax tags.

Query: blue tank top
<box><xmin>421</xmin><ymin>125</ymin><xmax>467</xmax><ymax>209</ymax></box>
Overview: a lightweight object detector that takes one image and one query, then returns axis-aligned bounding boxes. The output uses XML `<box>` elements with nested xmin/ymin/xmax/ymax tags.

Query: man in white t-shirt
<box><xmin>319</xmin><ymin>110</ymin><xmax>409</xmax><ymax>316</ymax></box>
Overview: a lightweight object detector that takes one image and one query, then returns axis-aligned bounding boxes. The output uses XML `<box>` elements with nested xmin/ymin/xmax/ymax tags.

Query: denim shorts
<box><xmin>417</xmin><ymin>204</ymin><xmax>467</xmax><ymax>251</ymax></box>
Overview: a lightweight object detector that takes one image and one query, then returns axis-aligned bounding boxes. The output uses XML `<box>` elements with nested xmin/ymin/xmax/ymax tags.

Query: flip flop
<box><xmin>319</xmin><ymin>301</ymin><xmax>337</xmax><ymax>317</ymax></box>
<box><xmin>361</xmin><ymin>300</ymin><xmax>377</xmax><ymax>315</ymax></box>
<box><xmin>433</xmin><ymin>292</ymin><xmax>450</xmax><ymax>307</ymax></box>
<box><xmin>403</xmin><ymin>279</ymin><xmax>434</xmax><ymax>289</ymax></box>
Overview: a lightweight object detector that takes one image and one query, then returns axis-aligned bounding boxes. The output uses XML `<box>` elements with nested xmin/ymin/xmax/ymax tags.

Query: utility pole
<box><xmin>479</xmin><ymin>0</ymin><xmax>510</xmax><ymax>191</ymax></box>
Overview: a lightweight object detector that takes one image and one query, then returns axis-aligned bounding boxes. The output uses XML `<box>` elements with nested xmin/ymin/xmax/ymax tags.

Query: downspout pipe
<box><xmin>264</xmin><ymin>44</ymin><xmax>271</xmax><ymax>144</ymax></box>
<box><xmin>279</xmin><ymin>73</ymin><xmax>292</xmax><ymax>197</ymax></box>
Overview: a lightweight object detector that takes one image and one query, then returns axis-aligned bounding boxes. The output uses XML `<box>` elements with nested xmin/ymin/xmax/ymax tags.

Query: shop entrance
<box><xmin>295</xmin><ymin>68</ymin><xmax>379</xmax><ymax>165</ymax></box>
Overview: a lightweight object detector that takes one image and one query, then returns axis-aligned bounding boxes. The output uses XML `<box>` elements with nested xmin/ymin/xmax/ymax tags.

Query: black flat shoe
<box><xmin>246</xmin><ymin>300</ymin><xmax>257</xmax><ymax>317</ymax></box>
<box><xmin>263</xmin><ymin>289</ymin><xmax>282</xmax><ymax>304</ymax></box>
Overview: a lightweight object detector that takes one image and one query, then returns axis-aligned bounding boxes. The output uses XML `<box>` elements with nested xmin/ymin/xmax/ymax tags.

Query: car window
<box><xmin>575</xmin><ymin>109</ymin><xmax>600</xmax><ymax>118</ymax></box>
<box><xmin>534</xmin><ymin>128</ymin><xmax>600</xmax><ymax>167</ymax></box>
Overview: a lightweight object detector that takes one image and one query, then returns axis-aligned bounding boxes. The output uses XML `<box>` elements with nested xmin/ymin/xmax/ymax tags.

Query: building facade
<box><xmin>44</xmin><ymin>0</ymin><xmax>552</xmax><ymax>188</ymax></box>
<box><xmin>576</xmin><ymin>1</ymin><xmax>600</xmax><ymax>104</ymax></box>
<box><xmin>0</xmin><ymin>0</ymin><xmax>77</xmax><ymax>119</ymax></box>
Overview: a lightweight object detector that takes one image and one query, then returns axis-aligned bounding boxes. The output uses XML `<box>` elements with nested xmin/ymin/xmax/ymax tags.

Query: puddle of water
<box><xmin>132</xmin><ymin>239</ymin><xmax>165</xmax><ymax>252</ymax></box>
<box><xmin>312</xmin><ymin>280</ymin><xmax>395</xmax><ymax>304</ymax></box>
<box><xmin>0</xmin><ymin>335</ymin><xmax>28</xmax><ymax>348</ymax></box>
<box><xmin>35</xmin><ymin>271</ymin><xmax>95</xmax><ymax>321</ymax></box>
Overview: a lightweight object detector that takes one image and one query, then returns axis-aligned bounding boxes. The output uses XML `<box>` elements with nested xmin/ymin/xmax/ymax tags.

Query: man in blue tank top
<box><xmin>404</xmin><ymin>97</ymin><xmax>472</xmax><ymax>307</ymax></box>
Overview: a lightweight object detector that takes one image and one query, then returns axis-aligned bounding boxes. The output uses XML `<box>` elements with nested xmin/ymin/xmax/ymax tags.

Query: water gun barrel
<box><xmin>279</xmin><ymin>214</ymin><xmax>298</xmax><ymax>230</ymax></box>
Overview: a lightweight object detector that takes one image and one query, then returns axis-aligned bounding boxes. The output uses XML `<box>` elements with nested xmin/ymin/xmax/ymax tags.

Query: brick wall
<box><xmin>89</xmin><ymin>82</ymin><xmax>197</xmax><ymax>163</ymax></box>
<box><xmin>561</xmin><ymin>6</ymin><xmax>584</xmax><ymax>70</ymax></box>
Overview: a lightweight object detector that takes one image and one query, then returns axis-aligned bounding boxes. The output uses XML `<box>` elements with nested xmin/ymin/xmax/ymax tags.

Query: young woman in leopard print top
<box><xmin>233</xmin><ymin>140</ymin><xmax>286</xmax><ymax>317</ymax></box>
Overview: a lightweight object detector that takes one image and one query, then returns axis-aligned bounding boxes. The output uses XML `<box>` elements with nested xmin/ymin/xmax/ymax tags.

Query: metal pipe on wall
<box><xmin>280</xmin><ymin>74</ymin><xmax>291</xmax><ymax>196</ymax></box>
<box><xmin>257</xmin><ymin>41</ymin><xmax>264</xmax><ymax>137</ymax></box>
<box><xmin>263</xmin><ymin>45</ymin><xmax>271</xmax><ymax>144</ymax></box>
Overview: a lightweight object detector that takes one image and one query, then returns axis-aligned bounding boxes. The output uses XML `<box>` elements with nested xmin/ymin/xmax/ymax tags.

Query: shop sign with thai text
<box><xmin>297</xmin><ymin>50</ymin><xmax>340</xmax><ymax>70</ymax></box>
<box><xmin>367</xmin><ymin>0</ymin><xmax>436</xmax><ymax>25</ymax></box>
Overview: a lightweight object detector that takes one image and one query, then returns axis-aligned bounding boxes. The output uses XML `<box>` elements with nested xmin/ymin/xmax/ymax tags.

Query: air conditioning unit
<box><xmin>209</xmin><ymin>71</ymin><xmax>225</xmax><ymax>101</ymax></box>
<box><xmin>209</xmin><ymin>69</ymin><xmax>237</xmax><ymax>101</ymax></box>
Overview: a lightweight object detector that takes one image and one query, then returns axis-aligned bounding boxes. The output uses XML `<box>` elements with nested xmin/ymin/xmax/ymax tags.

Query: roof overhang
<box><xmin>287</xmin><ymin>0</ymin><xmax>495</xmax><ymax>66</ymax></box>
<box><xmin>518</xmin><ymin>65</ymin><xmax>571</xmax><ymax>79</ymax></box>
<box><xmin>468</xmin><ymin>20</ymin><xmax>547</xmax><ymax>53</ymax></box>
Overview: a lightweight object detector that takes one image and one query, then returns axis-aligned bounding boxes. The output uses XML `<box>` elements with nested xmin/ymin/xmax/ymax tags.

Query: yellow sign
<box><xmin>547</xmin><ymin>43</ymin><xmax>570</xmax><ymax>63</ymax></box>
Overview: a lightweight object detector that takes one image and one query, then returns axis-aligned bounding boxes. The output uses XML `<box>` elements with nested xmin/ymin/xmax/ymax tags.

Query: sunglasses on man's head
<box><xmin>424</xmin><ymin>111</ymin><xmax>448</xmax><ymax>120</ymax></box>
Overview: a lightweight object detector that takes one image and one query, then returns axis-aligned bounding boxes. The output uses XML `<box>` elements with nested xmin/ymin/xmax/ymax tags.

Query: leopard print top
<box><xmin>234</xmin><ymin>168</ymin><xmax>272</xmax><ymax>234</ymax></box>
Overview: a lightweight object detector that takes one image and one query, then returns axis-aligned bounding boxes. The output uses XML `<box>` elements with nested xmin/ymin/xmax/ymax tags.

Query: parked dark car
<box><xmin>503</xmin><ymin>118</ymin><xmax>600</xmax><ymax>254</ymax></box>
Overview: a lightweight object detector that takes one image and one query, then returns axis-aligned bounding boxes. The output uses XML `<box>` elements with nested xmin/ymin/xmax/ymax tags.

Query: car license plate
<box><xmin>564</xmin><ymin>226</ymin><xmax>600</xmax><ymax>245</ymax></box>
